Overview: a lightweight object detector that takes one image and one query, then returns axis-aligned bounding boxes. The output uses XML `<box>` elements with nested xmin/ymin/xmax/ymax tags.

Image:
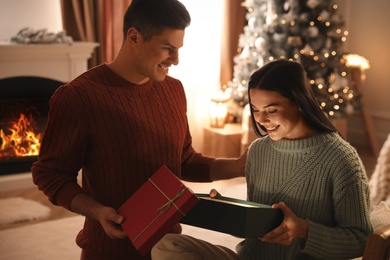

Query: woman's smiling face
<box><xmin>249</xmin><ymin>88</ymin><xmax>309</xmax><ymax>140</ymax></box>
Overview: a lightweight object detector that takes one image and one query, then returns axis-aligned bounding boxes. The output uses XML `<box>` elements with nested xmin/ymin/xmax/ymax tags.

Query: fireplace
<box><xmin>0</xmin><ymin>76</ymin><xmax>64</xmax><ymax>175</ymax></box>
<box><xmin>0</xmin><ymin>41</ymin><xmax>98</xmax><ymax>178</ymax></box>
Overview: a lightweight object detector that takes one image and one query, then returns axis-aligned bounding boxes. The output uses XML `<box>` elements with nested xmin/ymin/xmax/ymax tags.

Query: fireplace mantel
<box><xmin>0</xmin><ymin>41</ymin><xmax>98</xmax><ymax>191</ymax></box>
<box><xmin>0</xmin><ymin>42</ymin><xmax>99</xmax><ymax>82</ymax></box>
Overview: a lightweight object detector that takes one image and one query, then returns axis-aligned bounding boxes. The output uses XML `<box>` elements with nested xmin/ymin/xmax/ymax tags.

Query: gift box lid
<box><xmin>180</xmin><ymin>193</ymin><xmax>283</xmax><ymax>238</ymax></box>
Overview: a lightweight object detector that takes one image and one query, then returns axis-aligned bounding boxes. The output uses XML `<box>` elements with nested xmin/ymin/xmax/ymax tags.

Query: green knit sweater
<box><xmin>237</xmin><ymin>132</ymin><xmax>372</xmax><ymax>260</ymax></box>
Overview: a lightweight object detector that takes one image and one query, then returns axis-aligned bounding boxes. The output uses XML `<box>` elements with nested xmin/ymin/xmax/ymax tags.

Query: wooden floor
<box><xmin>0</xmin><ymin>145</ymin><xmax>378</xmax><ymax>232</ymax></box>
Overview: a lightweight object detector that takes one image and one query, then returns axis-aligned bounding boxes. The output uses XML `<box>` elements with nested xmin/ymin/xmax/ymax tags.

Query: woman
<box><xmin>152</xmin><ymin>59</ymin><xmax>372</xmax><ymax>259</ymax></box>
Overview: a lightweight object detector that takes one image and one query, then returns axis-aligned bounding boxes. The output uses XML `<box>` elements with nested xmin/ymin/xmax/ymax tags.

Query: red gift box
<box><xmin>117</xmin><ymin>165</ymin><xmax>199</xmax><ymax>256</ymax></box>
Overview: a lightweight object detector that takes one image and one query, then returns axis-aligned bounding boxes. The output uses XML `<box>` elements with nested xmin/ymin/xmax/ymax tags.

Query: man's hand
<box><xmin>70</xmin><ymin>193</ymin><xmax>128</xmax><ymax>239</ymax></box>
<box><xmin>210</xmin><ymin>149</ymin><xmax>247</xmax><ymax>181</ymax></box>
<box><xmin>97</xmin><ymin>207</ymin><xmax>127</xmax><ymax>239</ymax></box>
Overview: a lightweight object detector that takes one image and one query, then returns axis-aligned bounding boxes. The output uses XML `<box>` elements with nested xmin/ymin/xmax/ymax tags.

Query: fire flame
<box><xmin>0</xmin><ymin>113</ymin><xmax>41</xmax><ymax>157</ymax></box>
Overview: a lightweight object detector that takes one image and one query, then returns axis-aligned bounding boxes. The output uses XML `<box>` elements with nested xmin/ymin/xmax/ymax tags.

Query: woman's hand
<box><xmin>260</xmin><ymin>202</ymin><xmax>308</xmax><ymax>245</ymax></box>
<box><xmin>209</xmin><ymin>188</ymin><xmax>222</xmax><ymax>198</ymax></box>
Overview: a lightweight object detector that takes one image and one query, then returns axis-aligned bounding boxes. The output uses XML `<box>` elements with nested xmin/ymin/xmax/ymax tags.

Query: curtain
<box><xmin>60</xmin><ymin>0</ymin><xmax>131</xmax><ymax>66</ymax></box>
<box><xmin>60</xmin><ymin>0</ymin><xmax>102</xmax><ymax>67</ymax></box>
<box><xmin>220</xmin><ymin>0</ymin><xmax>246</xmax><ymax>85</ymax></box>
<box><xmin>103</xmin><ymin>0</ymin><xmax>132</xmax><ymax>62</ymax></box>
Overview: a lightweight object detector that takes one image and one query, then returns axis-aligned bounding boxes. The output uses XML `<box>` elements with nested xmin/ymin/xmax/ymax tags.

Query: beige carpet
<box><xmin>0</xmin><ymin>215</ymin><xmax>84</xmax><ymax>260</ymax></box>
<box><xmin>0</xmin><ymin>178</ymin><xmax>246</xmax><ymax>259</ymax></box>
<box><xmin>0</xmin><ymin>197</ymin><xmax>50</xmax><ymax>225</ymax></box>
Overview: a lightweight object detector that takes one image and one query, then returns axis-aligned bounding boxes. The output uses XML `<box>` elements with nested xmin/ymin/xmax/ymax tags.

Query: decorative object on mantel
<box><xmin>10</xmin><ymin>27</ymin><xmax>73</xmax><ymax>44</ymax></box>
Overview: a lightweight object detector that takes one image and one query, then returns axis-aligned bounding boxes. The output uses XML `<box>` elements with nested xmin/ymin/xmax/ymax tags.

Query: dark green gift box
<box><xmin>180</xmin><ymin>194</ymin><xmax>283</xmax><ymax>238</ymax></box>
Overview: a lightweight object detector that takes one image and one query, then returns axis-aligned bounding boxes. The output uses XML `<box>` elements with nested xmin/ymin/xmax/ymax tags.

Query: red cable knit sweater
<box><xmin>32</xmin><ymin>64</ymin><xmax>214</xmax><ymax>259</ymax></box>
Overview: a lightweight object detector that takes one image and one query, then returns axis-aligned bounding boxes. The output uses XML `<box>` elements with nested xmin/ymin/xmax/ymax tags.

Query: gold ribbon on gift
<box><xmin>156</xmin><ymin>185</ymin><xmax>186</xmax><ymax>215</ymax></box>
<box><xmin>132</xmin><ymin>180</ymin><xmax>188</xmax><ymax>243</ymax></box>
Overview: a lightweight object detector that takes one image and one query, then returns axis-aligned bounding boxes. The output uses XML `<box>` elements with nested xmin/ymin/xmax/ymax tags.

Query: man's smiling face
<box><xmin>134</xmin><ymin>28</ymin><xmax>184</xmax><ymax>83</ymax></box>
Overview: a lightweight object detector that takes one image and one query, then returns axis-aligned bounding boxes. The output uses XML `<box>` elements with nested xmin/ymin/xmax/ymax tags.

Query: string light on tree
<box><xmin>226</xmin><ymin>0</ymin><xmax>362</xmax><ymax>122</ymax></box>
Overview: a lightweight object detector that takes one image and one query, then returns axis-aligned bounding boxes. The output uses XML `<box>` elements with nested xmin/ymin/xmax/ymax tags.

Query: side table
<box><xmin>203</xmin><ymin>124</ymin><xmax>244</xmax><ymax>158</ymax></box>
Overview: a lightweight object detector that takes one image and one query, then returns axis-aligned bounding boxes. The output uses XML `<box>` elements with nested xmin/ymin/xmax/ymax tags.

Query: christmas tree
<box><xmin>226</xmin><ymin>0</ymin><xmax>361</xmax><ymax>122</ymax></box>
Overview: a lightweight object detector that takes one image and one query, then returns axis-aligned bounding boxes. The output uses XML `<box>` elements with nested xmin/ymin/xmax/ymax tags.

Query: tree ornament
<box><xmin>254</xmin><ymin>37</ymin><xmax>266</xmax><ymax>50</ymax></box>
<box><xmin>284</xmin><ymin>0</ymin><xmax>290</xmax><ymax>12</ymax></box>
<box><xmin>329</xmin><ymin>72</ymin><xmax>348</xmax><ymax>92</ymax></box>
<box><xmin>320</xmin><ymin>10</ymin><xmax>330</xmax><ymax>21</ymax></box>
<box><xmin>307</xmin><ymin>0</ymin><xmax>321</xmax><ymax>9</ymax></box>
<box><xmin>308</xmin><ymin>26</ymin><xmax>319</xmax><ymax>38</ymax></box>
<box><xmin>315</xmin><ymin>77</ymin><xmax>325</xmax><ymax>86</ymax></box>
<box><xmin>240</xmin><ymin>45</ymin><xmax>252</xmax><ymax>61</ymax></box>
<box><xmin>325</xmin><ymin>37</ymin><xmax>332</xmax><ymax>49</ymax></box>
<box><xmin>243</xmin><ymin>0</ymin><xmax>255</xmax><ymax>8</ymax></box>
<box><xmin>310</xmin><ymin>35</ymin><xmax>325</xmax><ymax>51</ymax></box>
<box><xmin>287</xmin><ymin>36</ymin><xmax>302</xmax><ymax>48</ymax></box>
<box><xmin>301</xmin><ymin>44</ymin><xmax>313</xmax><ymax>55</ymax></box>
<box><xmin>300</xmin><ymin>13</ymin><xmax>309</xmax><ymax>22</ymax></box>
<box><xmin>248</xmin><ymin>16</ymin><xmax>257</xmax><ymax>30</ymax></box>
<box><xmin>257</xmin><ymin>55</ymin><xmax>265</xmax><ymax>67</ymax></box>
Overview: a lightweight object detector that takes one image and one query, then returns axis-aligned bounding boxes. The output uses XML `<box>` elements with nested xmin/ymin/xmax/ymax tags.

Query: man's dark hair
<box><xmin>123</xmin><ymin>0</ymin><xmax>191</xmax><ymax>41</ymax></box>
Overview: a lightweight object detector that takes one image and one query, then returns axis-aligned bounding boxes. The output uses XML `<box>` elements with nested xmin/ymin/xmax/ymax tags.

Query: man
<box><xmin>32</xmin><ymin>0</ymin><xmax>246</xmax><ymax>259</ymax></box>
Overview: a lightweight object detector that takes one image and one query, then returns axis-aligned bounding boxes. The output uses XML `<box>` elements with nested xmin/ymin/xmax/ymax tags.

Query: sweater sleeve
<box><xmin>302</xmin><ymin>148</ymin><xmax>373</xmax><ymax>259</ymax></box>
<box><xmin>31</xmin><ymin>85</ymin><xmax>86</xmax><ymax>210</ymax></box>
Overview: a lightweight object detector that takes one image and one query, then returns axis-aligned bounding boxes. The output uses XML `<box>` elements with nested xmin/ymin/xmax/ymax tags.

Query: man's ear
<box><xmin>126</xmin><ymin>27</ymin><xmax>140</xmax><ymax>45</ymax></box>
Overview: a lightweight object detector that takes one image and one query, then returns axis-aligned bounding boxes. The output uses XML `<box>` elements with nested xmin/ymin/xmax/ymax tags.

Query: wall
<box><xmin>341</xmin><ymin>0</ymin><xmax>390</xmax><ymax>149</ymax></box>
<box><xmin>0</xmin><ymin>0</ymin><xmax>62</xmax><ymax>41</ymax></box>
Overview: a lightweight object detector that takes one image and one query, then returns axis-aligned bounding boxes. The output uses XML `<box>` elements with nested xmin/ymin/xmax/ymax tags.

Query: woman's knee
<box><xmin>152</xmin><ymin>234</ymin><xmax>202</xmax><ymax>260</ymax></box>
<box><xmin>152</xmin><ymin>234</ymin><xmax>239</xmax><ymax>260</ymax></box>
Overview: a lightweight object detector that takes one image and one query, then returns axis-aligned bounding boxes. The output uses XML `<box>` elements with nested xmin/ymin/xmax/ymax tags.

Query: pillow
<box><xmin>370</xmin><ymin>201</ymin><xmax>390</xmax><ymax>231</ymax></box>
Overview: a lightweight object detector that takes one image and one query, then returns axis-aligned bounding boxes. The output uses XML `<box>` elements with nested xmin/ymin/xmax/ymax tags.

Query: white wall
<box><xmin>0</xmin><ymin>0</ymin><xmax>62</xmax><ymax>41</ymax></box>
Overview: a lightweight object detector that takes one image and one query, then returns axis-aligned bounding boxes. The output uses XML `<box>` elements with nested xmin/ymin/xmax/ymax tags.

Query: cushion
<box><xmin>370</xmin><ymin>201</ymin><xmax>390</xmax><ymax>231</ymax></box>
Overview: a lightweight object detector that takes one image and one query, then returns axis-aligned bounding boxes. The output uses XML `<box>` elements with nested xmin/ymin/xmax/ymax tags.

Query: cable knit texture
<box><xmin>31</xmin><ymin>64</ymin><xmax>214</xmax><ymax>259</ymax></box>
<box><xmin>237</xmin><ymin>132</ymin><xmax>372</xmax><ymax>260</ymax></box>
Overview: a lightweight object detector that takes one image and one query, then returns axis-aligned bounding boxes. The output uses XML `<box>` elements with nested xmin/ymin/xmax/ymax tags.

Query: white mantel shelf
<box><xmin>0</xmin><ymin>41</ymin><xmax>99</xmax><ymax>82</ymax></box>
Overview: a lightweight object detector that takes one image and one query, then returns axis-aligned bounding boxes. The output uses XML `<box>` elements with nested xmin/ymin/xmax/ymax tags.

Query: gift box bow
<box><xmin>133</xmin><ymin>181</ymin><xmax>188</xmax><ymax>242</ymax></box>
